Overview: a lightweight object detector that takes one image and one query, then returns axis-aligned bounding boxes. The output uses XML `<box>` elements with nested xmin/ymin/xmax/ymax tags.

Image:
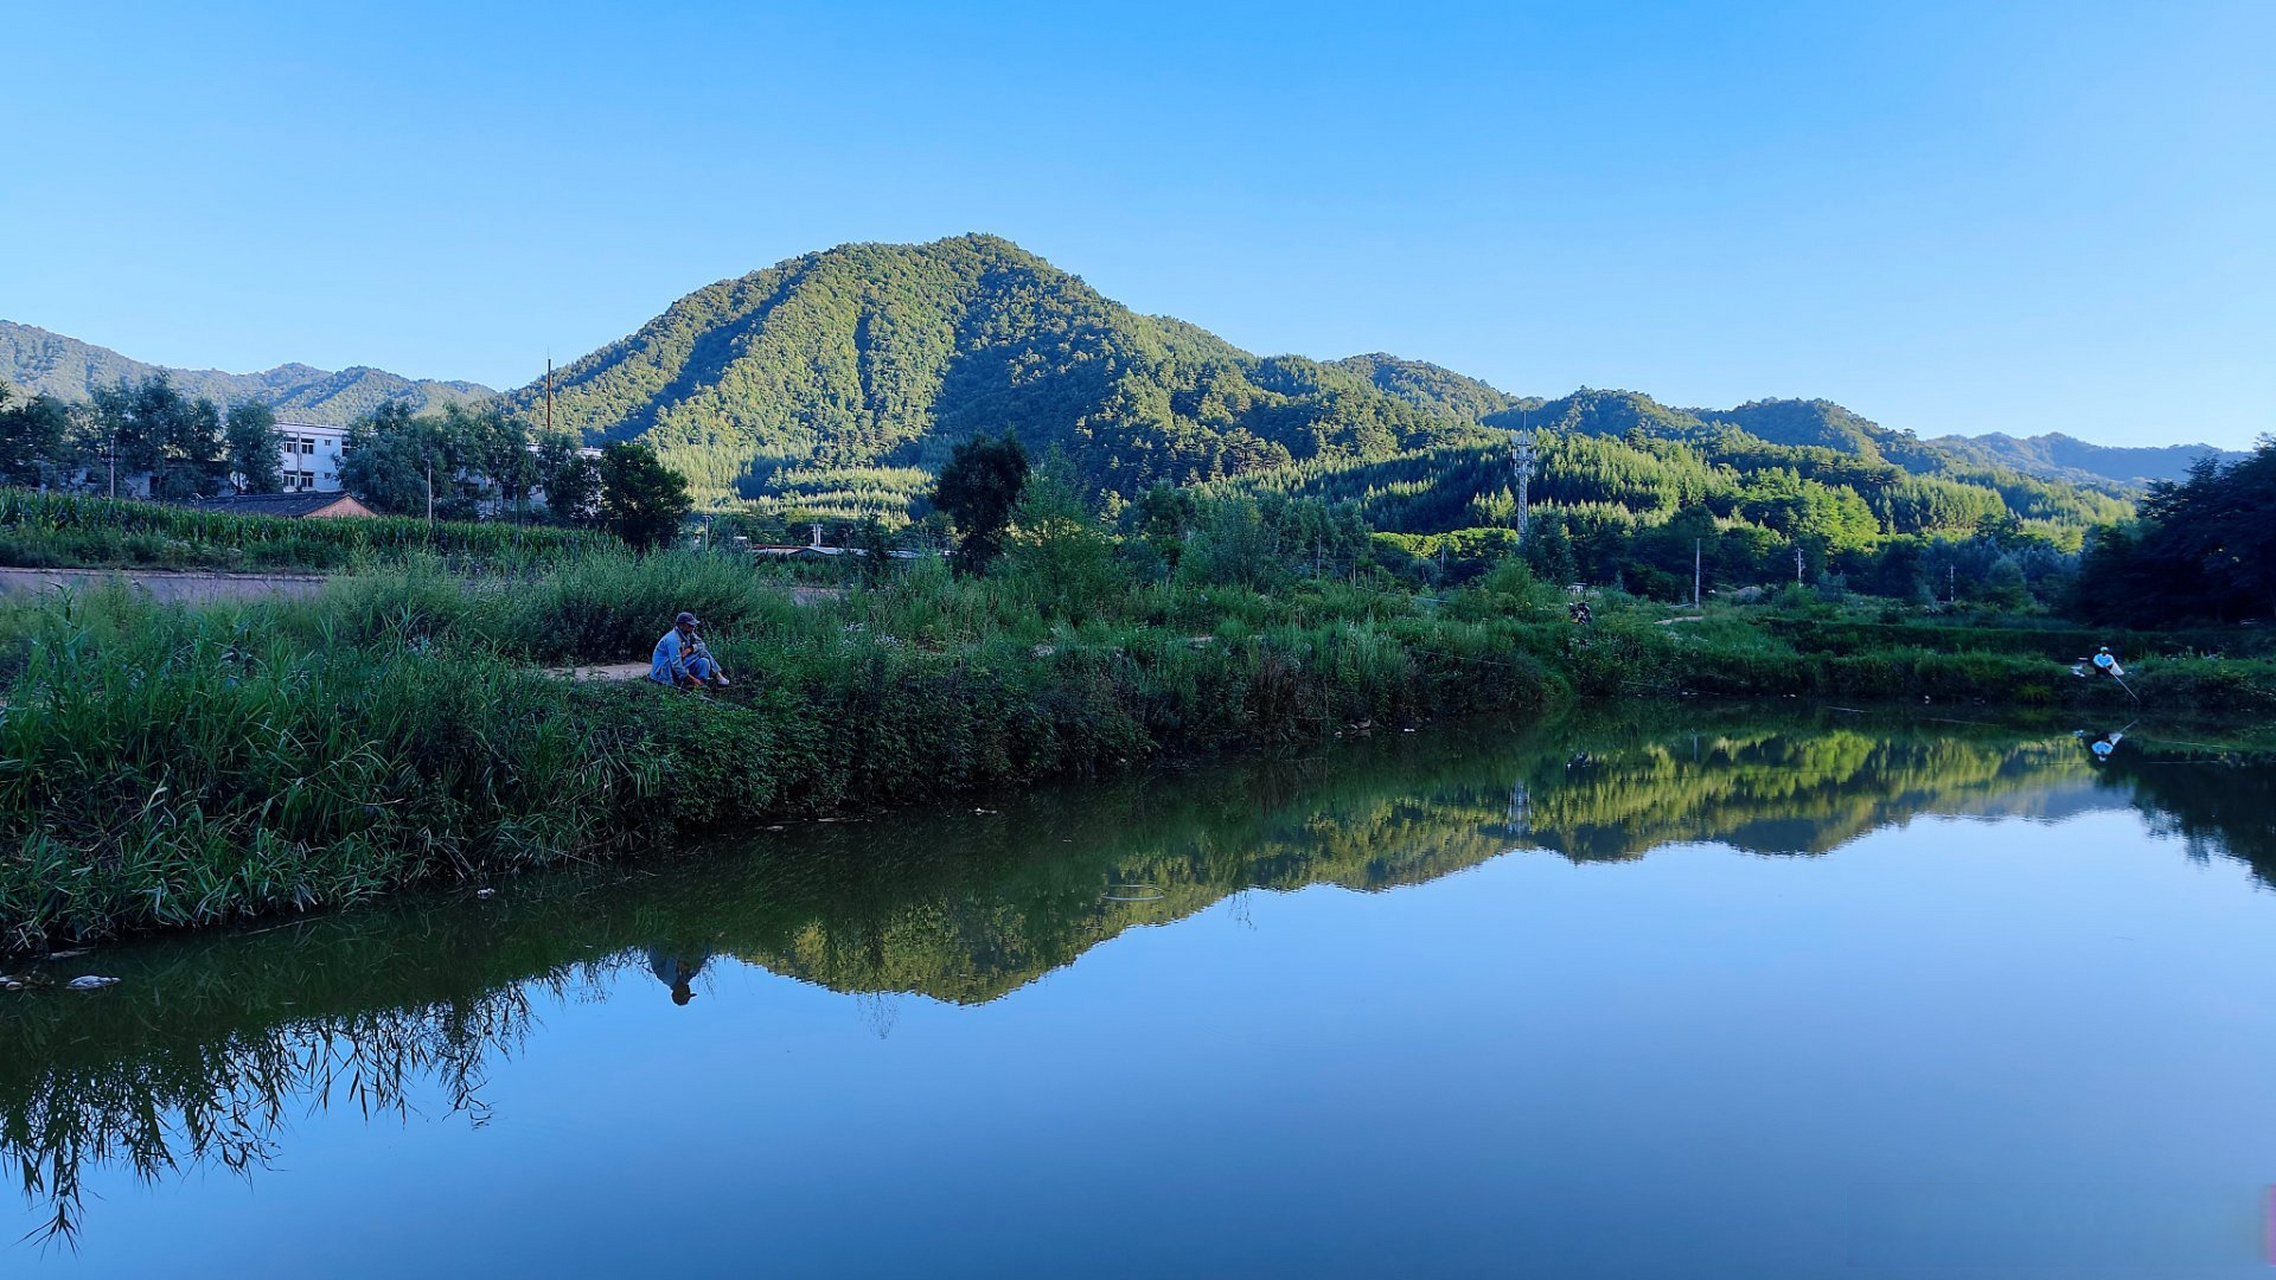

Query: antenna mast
<box><xmin>544</xmin><ymin>357</ymin><xmax>554</xmax><ymax>436</ymax></box>
<box><xmin>1509</xmin><ymin>410</ymin><xmax>1536</xmax><ymax>542</ymax></box>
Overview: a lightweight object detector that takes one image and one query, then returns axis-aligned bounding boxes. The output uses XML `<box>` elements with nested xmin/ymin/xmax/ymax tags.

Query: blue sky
<box><xmin>4</xmin><ymin>1</ymin><xmax>2269</xmax><ymax>447</ymax></box>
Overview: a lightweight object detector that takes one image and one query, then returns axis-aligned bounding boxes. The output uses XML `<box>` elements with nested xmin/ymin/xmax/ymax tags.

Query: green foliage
<box><xmin>2074</xmin><ymin>438</ymin><xmax>2276</xmax><ymax>624</ymax></box>
<box><xmin>223</xmin><ymin>400</ymin><xmax>285</xmax><ymax>494</ymax></box>
<box><xmin>88</xmin><ymin>374</ymin><xmax>230</xmax><ymax>501</ymax></box>
<box><xmin>502</xmin><ymin>235</ymin><xmax>1481</xmax><ymax>507</ymax></box>
<box><xmin>598</xmin><ymin>440</ymin><xmax>693</xmax><ymax>552</ymax></box>
<box><xmin>0</xmin><ymin>489</ymin><xmax>616</xmax><ymax>573</ymax></box>
<box><xmin>0</xmin><ymin>384</ymin><xmax>73</xmax><ymax>489</ymax></box>
<box><xmin>998</xmin><ymin>466</ymin><xmax>1121</xmax><ymax>621</ymax></box>
<box><xmin>340</xmin><ymin>402</ymin><xmax>544</xmax><ymax>521</ymax></box>
<box><xmin>2</xmin><ymin>541</ymin><xmax>2272</xmax><ymax>954</ymax></box>
<box><xmin>933</xmin><ymin>430</ymin><xmax>1028</xmax><ymax>575</ymax></box>
<box><xmin>534</xmin><ymin>431</ymin><xmax>600</xmax><ymax>523</ymax></box>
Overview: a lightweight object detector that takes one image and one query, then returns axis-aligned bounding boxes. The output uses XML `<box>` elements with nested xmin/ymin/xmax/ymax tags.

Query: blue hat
<box><xmin>676</xmin><ymin>611</ymin><xmax>699</xmax><ymax>627</ymax></box>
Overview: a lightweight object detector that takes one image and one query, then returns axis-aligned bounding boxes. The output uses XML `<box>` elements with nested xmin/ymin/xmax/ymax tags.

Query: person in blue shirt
<box><xmin>651</xmin><ymin>611</ymin><xmax>732</xmax><ymax>690</ymax></box>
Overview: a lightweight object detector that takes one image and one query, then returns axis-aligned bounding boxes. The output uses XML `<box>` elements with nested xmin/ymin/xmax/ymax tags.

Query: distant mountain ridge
<box><xmin>500</xmin><ymin>234</ymin><xmax>1484</xmax><ymax>504</ymax></box>
<box><xmin>1927</xmin><ymin>431</ymin><xmax>2248</xmax><ymax>488</ymax></box>
<box><xmin>0</xmin><ymin>320</ymin><xmax>493</xmax><ymax>424</ymax></box>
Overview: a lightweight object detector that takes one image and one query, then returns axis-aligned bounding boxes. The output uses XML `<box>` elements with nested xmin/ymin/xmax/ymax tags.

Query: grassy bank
<box><xmin>0</xmin><ymin>489</ymin><xmax>614</xmax><ymax>573</ymax></box>
<box><xmin>3</xmin><ymin>554</ymin><xmax>2270</xmax><ymax>951</ymax></box>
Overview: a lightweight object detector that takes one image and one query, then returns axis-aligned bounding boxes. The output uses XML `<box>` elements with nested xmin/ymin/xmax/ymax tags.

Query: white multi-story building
<box><xmin>276</xmin><ymin>421</ymin><xmax>348</xmax><ymax>492</ymax></box>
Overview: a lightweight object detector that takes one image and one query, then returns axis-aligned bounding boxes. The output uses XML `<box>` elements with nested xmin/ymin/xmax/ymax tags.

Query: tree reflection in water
<box><xmin>4</xmin><ymin>705</ymin><xmax>2271</xmax><ymax>1248</ymax></box>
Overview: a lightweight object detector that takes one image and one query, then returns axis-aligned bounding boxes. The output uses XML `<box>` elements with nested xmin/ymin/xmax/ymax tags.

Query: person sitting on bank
<box><xmin>651</xmin><ymin>611</ymin><xmax>731</xmax><ymax>690</ymax></box>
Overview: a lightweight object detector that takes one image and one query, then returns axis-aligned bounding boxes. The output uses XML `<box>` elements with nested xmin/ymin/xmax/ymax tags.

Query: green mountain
<box><xmin>1928</xmin><ymin>431</ymin><xmax>2248</xmax><ymax>488</ymax></box>
<box><xmin>504</xmin><ymin>235</ymin><xmax>1485</xmax><ymax>505</ymax></box>
<box><xmin>1330</xmin><ymin>353</ymin><xmax>1537</xmax><ymax>423</ymax></box>
<box><xmin>1217</xmin><ymin>385</ymin><xmax>2134</xmax><ymax>545</ymax></box>
<box><xmin>507</xmin><ymin>236</ymin><xmax>2137</xmax><ymax>546</ymax></box>
<box><xmin>0</xmin><ymin>320</ymin><xmax>492</xmax><ymax>423</ymax></box>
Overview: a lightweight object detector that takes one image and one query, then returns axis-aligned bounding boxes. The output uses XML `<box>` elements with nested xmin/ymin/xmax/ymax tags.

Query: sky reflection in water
<box><xmin>6</xmin><ymin>707</ymin><xmax>2276</xmax><ymax>1278</ymax></box>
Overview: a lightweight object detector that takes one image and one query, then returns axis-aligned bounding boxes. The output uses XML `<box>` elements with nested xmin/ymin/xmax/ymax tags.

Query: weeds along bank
<box><xmin>0</xmin><ymin>555</ymin><xmax>1559</xmax><ymax>950</ymax></box>
<box><xmin>0</xmin><ymin>489</ymin><xmax>612</xmax><ymax>573</ymax></box>
<box><xmin>4</xmin><ymin>554</ymin><xmax>2269</xmax><ymax>951</ymax></box>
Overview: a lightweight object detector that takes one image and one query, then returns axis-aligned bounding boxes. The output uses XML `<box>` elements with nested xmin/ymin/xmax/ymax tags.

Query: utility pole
<box><xmin>545</xmin><ymin>357</ymin><xmax>554</xmax><ymax>437</ymax></box>
<box><xmin>1794</xmin><ymin>544</ymin><xmax>1805</xmax><ymax>585</ymax></box>
<box><xmin>1509</xmin><ymin>412</ymin><xmax>1536</xmax><ymax>543</ymax></box>
<box><xmin>1694</xmin><ymin>538</ymin><xmax>1703</xmax><ymax>610</ymax></box>
<box><xmin>426</xmin><ymin>458</ymin><xmax>435</xmax><ymax>526</ymax></box>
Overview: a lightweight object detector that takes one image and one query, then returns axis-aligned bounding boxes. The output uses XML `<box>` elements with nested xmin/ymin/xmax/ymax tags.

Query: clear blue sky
<box><xmin>5</xmin><ymin>1</ymin><xmax>2269</xmax><ymax>447</ymax></box>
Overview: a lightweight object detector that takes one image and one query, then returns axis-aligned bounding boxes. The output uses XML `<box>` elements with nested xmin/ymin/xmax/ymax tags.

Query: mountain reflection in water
<box><xmin>3</xmin><ymin>705</ymin><xmax>2272</xmax><ymax>1252</ymax></box>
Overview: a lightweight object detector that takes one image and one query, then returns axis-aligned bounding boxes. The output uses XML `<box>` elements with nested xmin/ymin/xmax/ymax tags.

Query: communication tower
<box><xmin>1509</xmin><ymin>417</ymin><xmax>1536</xmax><ymax>542</ymax></box>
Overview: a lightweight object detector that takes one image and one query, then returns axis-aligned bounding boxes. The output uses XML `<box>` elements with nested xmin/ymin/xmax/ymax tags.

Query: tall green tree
<box><xmin>535</xmin><ymin>432</ymin><xmax>601</xmax><ymax>525</ymax></box>
<box><xmin>223</xmin><ymin>401</ymin><xmax>286</xmax><ymax>493</ymax></box>
<box><xmin>454</xmin><ymin>405</ymin><xmax>539</xmax><ymax>518</ymax></box>
<box><xmin>932</xmin><ymin>431</ymin><xmax>1028</xmax><ymax>576</ymax></box>
<box><xmin>341</xmin><ymin>403</ymin><xmax>481</xmax><ymax>519</ymax></box>
<box><xmin>2075</xmin><ymin>439</ymin><xmax>2276</xmax><ymax>624</ymax></box>
<box><xmin>1001</xmin><ymin>465</ymin><xmax>1121</xmax><ymax>620</ymax></box>
<box><xmin>598</xmin><ymin>440</ymin><xmax>692</xmax><ymax>552</ymax></box>
<box><xmin>0</xmin><ymin>384</ymin><xmax>75</xmax><ymax>489</ymax></box>
<box><xmin>90</xmin><ymin>374</ymin><xmax>229</xmax><ymax>500</ymax></box>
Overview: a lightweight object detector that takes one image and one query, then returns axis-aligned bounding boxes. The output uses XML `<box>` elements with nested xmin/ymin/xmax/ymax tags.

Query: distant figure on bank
<box><xmin>651</xmin><ymin>611</ymin><xmax>732</xmax><ymax>690</ymax></box>
<box><xmin>2088</xmin><ymin>646</ymin><xmax>2124</xmax><ymax>679</ymax></box>
<box><xmin>646</xmin><ymin>945</ymin><xmax>712</xmax><ymax>1006</ymax></box>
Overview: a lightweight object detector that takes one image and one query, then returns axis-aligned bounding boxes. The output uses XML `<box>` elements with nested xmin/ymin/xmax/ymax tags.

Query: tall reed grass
<box><xmin>4</xmin><ymin>551</ymin><xmax>2269</xmax><ymax>951</ymax></box>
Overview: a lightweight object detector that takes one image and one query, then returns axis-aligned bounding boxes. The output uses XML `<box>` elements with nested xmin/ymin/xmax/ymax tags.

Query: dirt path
<box><xmin>547</xmin><ymin>662</ymin><xmax>653</xmax><ymax>682</ymax></box>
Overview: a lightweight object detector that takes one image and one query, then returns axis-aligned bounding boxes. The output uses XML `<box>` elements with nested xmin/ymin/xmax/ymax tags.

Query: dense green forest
<box><xmin>502</xmin><ymin>234</ymin><xmax>1487</xmax><ymax>506</ymax></box>
<box><xmin>487</xmin><ymin>235</ymin><xmax>2146</xmax><ymax>612</ymax></box>
<box><xmin>2073</xmin><ymin>437</ymin><xmax>2276</xmax><ymax>624</ymax></box>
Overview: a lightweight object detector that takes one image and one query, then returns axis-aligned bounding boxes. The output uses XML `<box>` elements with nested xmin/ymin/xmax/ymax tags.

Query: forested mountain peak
<box><xmin>0</xmin><ymin>320</ymin><xmax>492</xmax><ymax>423</ymax></box>
<box><xmin>505</xmin><ymin>234</ymin><xmax>1482</xmax><ymax>504</ymax></box>
<box><xmin>500</xmin><ymin>235</ymin><xmax>2149</xmax><ymax>550</ymax></box>
<box><xmin>1329</xmin><ymin>354</ymin><xmax>1534</xmax><ymax>423</ymax></box>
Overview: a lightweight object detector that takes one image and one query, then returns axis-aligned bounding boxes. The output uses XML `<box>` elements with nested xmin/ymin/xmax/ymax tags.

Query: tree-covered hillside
<box><xmin>1213</xmin><ymin>387</ymin><xmax>2133</xmax><ymax>553</ymax></box>
<box><xmin>0</xmin><ymin>320</ymin><xmax>492</xmax><ymax>423</ymax></box>
<box><xmin>507</xmin><ymin>236</ymin><xmax>2139</xmax><ymax>553</ymax></box>
<box><xmin>503</xmin><ymin>235</ymin><xmax>1485</xmax><ymax>505</ymax></box>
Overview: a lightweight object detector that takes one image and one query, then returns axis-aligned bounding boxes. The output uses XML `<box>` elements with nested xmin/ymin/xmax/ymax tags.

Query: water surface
<box><xmin>6</xmin><ymin>707</ymin><xmax>2276</xmax><ymax>1278</ymax></box>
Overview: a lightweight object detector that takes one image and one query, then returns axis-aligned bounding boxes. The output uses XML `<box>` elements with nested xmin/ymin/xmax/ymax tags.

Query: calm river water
<box><xmin>6</xmin><ymin>707</ymin><xmax>2276</xmax><ymax>1278</ymax></box>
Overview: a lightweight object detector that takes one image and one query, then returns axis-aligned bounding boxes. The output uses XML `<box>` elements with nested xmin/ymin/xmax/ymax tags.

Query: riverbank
<box><xmin>4</xmin><ymin>553</ymin><xmax>2271</xmax><ymax>952</ymax></box>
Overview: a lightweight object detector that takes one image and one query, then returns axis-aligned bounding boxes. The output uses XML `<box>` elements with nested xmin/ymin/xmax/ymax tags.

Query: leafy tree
<box><xmin>2074</xmin><ymin>438</ymin><xmax>2276</xmax><ymax>623</ymax></box>
<box><xmin>932</xmin><ymin>431</ymin><xmax>1028</xmax><ymax>576</ymax></box>
<box><xmin>89</xmin><ymin>374</ymin><xmax>229</xmax><ymax>500</ymax></box>
<box><xmin>1521</xmin><ymin>514</ymin><xmax>1578</xmax><ymax>586</ymax></box>
<box><xmin>0</xmin><ymin>384</ymin><xmax>75</xmax><ymax>488</ymax></box>
<box><xmin>341</xmin><ymin>403</ymin><xmax>477</xmax><ymax>519</ymax></box>
<box><xmin>1001</xmin><ymin>466</ymin><xmax>1121</xmax><ymax>621</ymax></box>
<box><xmin>456</xmin><ymin>405</ymin><xmax>539</xmax><ymax>519</ymax></box>
<box><xmin>223</xmin><ymin>401</ymin><xmax>285</xmax><ymax>493</ymax></box>
<box><xmin>598</xmin><ymin>440</ymin><xmax>692</xmax><ymax>552</ymax></box>
<box><xmin>534</xmin><ymin>432</ymin><xmax>601</xmax><ymax>525</ymax></box>
<box><xmin>1178</xmin><ymin>495</ymin><xmax>1282</xmax><ymax>589</ymax></box>
<box><xmin>850</xmin><ymin>516</ymin><xmax>899</xmax><ymax>585</ymax></box>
